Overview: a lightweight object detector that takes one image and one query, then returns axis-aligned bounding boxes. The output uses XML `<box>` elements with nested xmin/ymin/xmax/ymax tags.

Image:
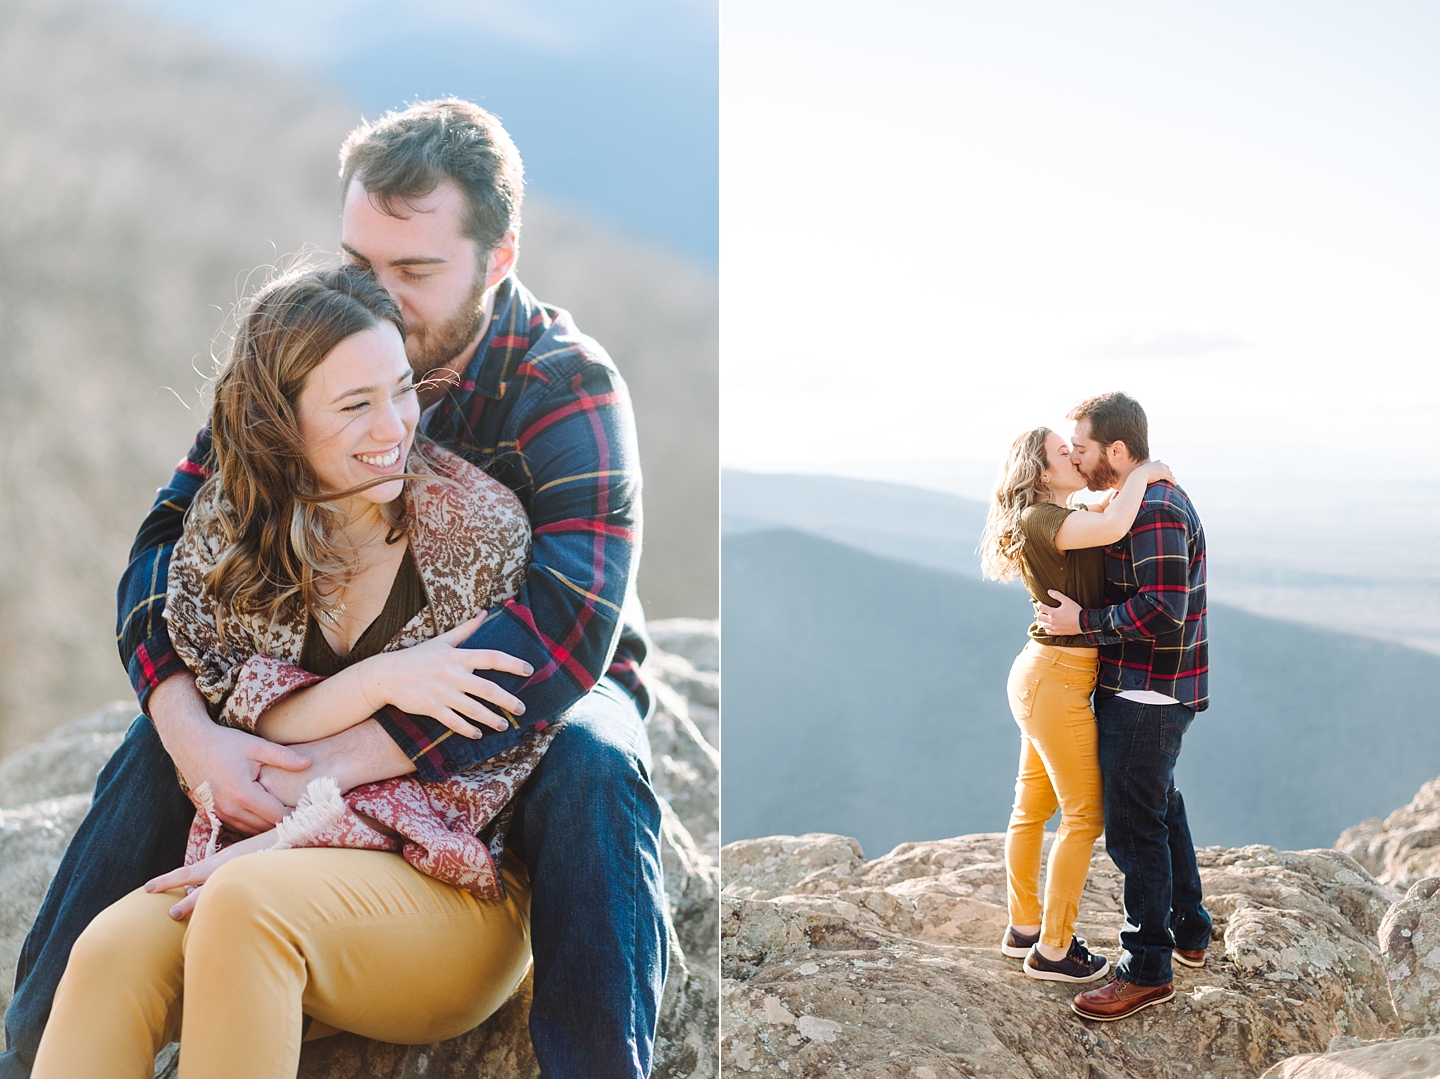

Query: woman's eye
<box><xmin>342</xmin><ymin>401</ymin><xmax>369</xmax><ymax>413</ymax></box>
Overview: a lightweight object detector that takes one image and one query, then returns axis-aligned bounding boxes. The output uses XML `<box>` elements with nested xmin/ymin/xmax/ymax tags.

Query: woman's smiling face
<box><xmin>1042</xmin><ymin>431</ymin><xmax>1086</xmax><ymax>496</ymax></box>
<box><xmin>294</xmin><ymin>320</ymin><xmax>419</xmax><ymax>514</ymax></box>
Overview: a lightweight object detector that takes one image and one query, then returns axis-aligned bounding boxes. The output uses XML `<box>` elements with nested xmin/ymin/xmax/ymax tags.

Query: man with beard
<box><xmin>2</xmin><ymin>100</ymin><xmax>666</xmax><ymax>1079</ymax></box>
<box><xmin>1035</xmin><ymin>391</ymin><xmax>1212</xmax><ymax>1023</ymax></box>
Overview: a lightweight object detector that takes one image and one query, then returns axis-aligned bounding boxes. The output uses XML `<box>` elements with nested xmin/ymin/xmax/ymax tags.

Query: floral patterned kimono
<box><xmin>164</xmin><ymin>444</ymin><xmax>555</xmax><ymax>900</ymax></box>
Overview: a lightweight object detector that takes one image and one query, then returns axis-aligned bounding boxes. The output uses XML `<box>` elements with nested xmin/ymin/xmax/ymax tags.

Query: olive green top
<box><xmin>1018</xmin><ymin>502</ymin><xmax>1107</xmax><ymax>648</ymax></box>
<box><xmin>301</xmin><ymin>545</ymin><xmax>428</xmax><ymax>675</ymax></box>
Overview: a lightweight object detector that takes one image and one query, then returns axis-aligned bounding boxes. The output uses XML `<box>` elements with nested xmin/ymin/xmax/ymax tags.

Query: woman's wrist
<box><xmin>350</xmin><ymin>653</ymin><xmax>392</xmax><ymax>714</ymax></box>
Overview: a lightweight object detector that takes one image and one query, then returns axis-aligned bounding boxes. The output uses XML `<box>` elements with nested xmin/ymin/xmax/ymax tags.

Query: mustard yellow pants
<box><xmin>32</xmin><ymin>847</ymin><xmax>531</xmax><ymax>1079</ymax></box>
<box><xmin>1004</xmin><ymin>641</ymin><xmax>1104</xmax><ymax>949</ymax></box>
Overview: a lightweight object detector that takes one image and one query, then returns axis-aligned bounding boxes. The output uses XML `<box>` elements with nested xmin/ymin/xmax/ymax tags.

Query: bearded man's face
<box><xmin>340</xmin><ymin>176</ymin><xmax>493</xmax><ymax>381</ymax></box>
<box><xmin>1069</xmin><ymin>419</ymin><xmax>1121</xmax><ymax>491</ymax></box>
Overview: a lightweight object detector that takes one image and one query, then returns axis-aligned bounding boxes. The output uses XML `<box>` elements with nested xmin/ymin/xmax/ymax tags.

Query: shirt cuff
<box><xmin>1078</xmin><ymin>608</ymin><xmax>1102</xmax><ymax>646</ymax></box>
<box><xmin>373</xmin><ymin>704</ymin><xmax>552</xmax><ymax>782</ymax></box>
<box><xmin>128</xmin><ymin>634</ymin><xmax>192</xmax><ymax>716</ymax></box>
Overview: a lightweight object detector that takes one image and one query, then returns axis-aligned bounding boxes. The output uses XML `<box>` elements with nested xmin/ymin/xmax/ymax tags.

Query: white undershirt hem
<box><xmin>1116</xmin><ymin>690</ymin><xmax>1182</xmax><ymax>705</ymax></box>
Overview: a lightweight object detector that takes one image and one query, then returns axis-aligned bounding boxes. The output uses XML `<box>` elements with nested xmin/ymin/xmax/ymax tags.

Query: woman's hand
<box><xmin>355</xmin><ymin>615</ymin><xmax>534</xmax><ymax>739</ymax></box>
<box><xmin>144</xmin><ymin>828</ymin><xmax>278</xmax><ymax>920</ymax></box>
<box><xmin>1137</xmin><ymin>460</ymin><xmax>1174</xmax><ymax>486</ymax></box>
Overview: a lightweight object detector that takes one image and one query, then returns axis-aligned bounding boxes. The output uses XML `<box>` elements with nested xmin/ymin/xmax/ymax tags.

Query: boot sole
<box><xmin>1024</xmin><ymin>956</ymin><xmax>1110</xmax><ymax>983</ymax></box>
<box><xmin>1172</xmin><ymin>950</ymin><xmax>1206</xmax><ymax>968</ymax></box>
<box><xmin>1071</xmin><ymin>986</ymin><xmax>1175</xmax><ymax>1021</ymax></box>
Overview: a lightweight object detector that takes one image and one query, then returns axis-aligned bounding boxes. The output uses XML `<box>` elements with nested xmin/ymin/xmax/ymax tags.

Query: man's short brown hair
<box><xmin>1067</xmin><ymin>392</ymin><xmax>1150</xmax><ymax>462</ymax></box>
<box><xmin>339</xmin><ymin>99</ymin><xmax>524</xmax><ymax>252</ymax></box>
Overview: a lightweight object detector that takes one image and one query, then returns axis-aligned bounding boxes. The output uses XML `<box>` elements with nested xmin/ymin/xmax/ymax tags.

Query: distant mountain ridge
<box><xmin>722</xmin><ymin>469</ymin><xmax>989</xmax><ymax>580</ymax></box>
<box><xmin>722</xmin><ymin>525</ymin><xmax>1440</xmax><ymax>857</ymax></box>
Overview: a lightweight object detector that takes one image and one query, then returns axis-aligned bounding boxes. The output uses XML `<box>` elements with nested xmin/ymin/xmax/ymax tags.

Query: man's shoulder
<box><xmin>514</xmin><ymin>279</ymin><xmax>620</xmax><ymax>382</ymax></box>
<box><xmin>1139</xmin><ymin>481</ymin><xmax>1202</xmax><ymax>529</ymax></box>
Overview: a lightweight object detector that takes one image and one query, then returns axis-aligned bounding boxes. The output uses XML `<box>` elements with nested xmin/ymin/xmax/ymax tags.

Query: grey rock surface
<box><xmin>0</xmin><ymin>632</ymin><xmax>719</xmax><ymax>1079</ymax></box>
<box><xmin>1377</xmin><ymin>877</ymin><xmax>1440</xmax><ymax>1038</ymax></box>
<box><xmin>721</xmin><ymin>832</ymin><xmax>1400</xmax><ymax>1078</ymax></box>
<box><xmin>1260</xmin><ymin>1034</ymin><xmax>1440</xmax><ymax>1078</ymax></box>
<box><xmin>1338</xmin><ymin>779</ymin><xmax>1440</xmax><ymax>892</ymax></box>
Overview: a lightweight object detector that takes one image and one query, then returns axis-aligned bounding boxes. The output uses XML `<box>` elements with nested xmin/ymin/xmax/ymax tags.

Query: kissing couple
<box><xmin>980</xmin><ymin>391</ymin><xmax>1212</xmax><ymax>1022</ymax></box>
<box><xmin>4</xmin><ymin>100</ymin><xmax>667</xmax><ymax>1079</ymax></box>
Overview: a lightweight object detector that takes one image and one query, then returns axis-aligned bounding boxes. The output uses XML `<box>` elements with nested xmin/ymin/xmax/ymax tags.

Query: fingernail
<box><xmin>169</xmin><ymin>906</ymin><xmax>181</xmax><ymax>918</ymax></box>
<box><xmin>515</xmin><ymin>704</ymin><xmax>526</xmax><ymax>715</ymax></box>
<box><xmin>521</xmin><ymin>664</ymin><xmax>534</xmax><ymax>676</ymax></box>
<box><xmin>144</xmin><ymin>882</ymin><xmax>155</xmax><ymax>892</ymax></box>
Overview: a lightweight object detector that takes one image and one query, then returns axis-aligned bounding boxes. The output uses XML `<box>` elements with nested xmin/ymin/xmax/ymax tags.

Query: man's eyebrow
<box><xmin>330</xmin><ymin>372</ymin><xmax>413</xmax><ymax>404</ymax></box>
<box><xmin>340</xmin><ymin>243</ymin><xmax>446</xmax><ymax>269</ymax></box>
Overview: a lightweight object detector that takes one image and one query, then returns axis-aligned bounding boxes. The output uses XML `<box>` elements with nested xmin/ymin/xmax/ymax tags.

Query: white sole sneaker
<box><xmin>1023</xmin><ymin>950</ymin><xmax>1110</xmax><ymax>983</ymax></box>
<box><xmin>1000</xmin><ymin>928</ymin><xmax>1039</xmax><ymax>958</ymax></box>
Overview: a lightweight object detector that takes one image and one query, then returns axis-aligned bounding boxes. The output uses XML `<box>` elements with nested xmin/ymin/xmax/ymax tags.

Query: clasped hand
<box><xmin>1036</xmin><ymin>590</ymin><xmax>1084</xmax><ymax>636</ymax></box>
<box><xmin>352</xmin><ymin>614</ymin><xmax>534</xmax><ymax>739</ymax></box>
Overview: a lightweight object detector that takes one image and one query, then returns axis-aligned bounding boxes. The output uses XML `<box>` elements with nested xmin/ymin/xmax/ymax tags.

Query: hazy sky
<box><xmin>123</xmin><ymin>0</ymin><xmax>718</xmax><ymax>259</ymax></box>
<box><xmin>721</xmin><ymin>1</ymin><xmax>1439</xmax><ymax>495</ymax></box>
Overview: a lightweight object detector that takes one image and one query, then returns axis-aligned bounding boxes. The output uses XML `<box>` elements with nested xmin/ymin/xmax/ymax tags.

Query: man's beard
<box><xmin>1083</xmin><ymin>453</ymin><xmax>1121</xmax><ymax>492</ymax></box>
<box><xmin>407</xmin><ymin>273</ymin><xmax>488</xmax><ymax>381</ymax></box>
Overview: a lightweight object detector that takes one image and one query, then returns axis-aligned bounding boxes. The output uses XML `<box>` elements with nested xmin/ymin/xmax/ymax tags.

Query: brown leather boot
<box><xmin>1173</xmin><ymin>947</ymin><xmax>1206</xmax><ymax>968</ymax></box>
<box><xmin>1071</xmin><ymin>977</ymin><xmax>1174</xmax><ymax>1021</ymax></box>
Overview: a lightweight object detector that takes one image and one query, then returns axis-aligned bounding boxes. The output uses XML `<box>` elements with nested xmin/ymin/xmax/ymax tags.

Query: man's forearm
<box><xmin>260</xmin><ymin>719</ymin><xmax>415</xmax><ymax>806</ymax></box>
<box><xmin>147</xmin><ymin>672</ymin><xmax>214</xmax><ymax>769</ymax></box>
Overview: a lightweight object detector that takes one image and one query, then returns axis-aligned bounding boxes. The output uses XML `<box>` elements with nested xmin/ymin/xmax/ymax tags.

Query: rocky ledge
<box><xmin>722</xmin><ymin>774</ymin><xmax>1440</xmax><ymax>1079</ymax></box>
<box><xmin>0</xmin><ymin>618</ymin><xmax>718</xmax><ymax>1079</ymax></box>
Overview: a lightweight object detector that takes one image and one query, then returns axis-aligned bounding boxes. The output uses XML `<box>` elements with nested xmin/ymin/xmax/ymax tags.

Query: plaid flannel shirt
<box><xmin>117</xmin><ymin>275</ymin><xmax>649</xmax><ymax>780</ymax></box>
<box><xmin>1078</xmin><ymin>480</ymin><xmax>1209</xmax><ymax>711</ymax></box>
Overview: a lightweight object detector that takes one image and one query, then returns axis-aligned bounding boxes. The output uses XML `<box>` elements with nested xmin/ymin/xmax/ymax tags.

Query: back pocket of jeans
<box><xmin>1009</xmin><ymin>674</ymin><xmax>1041</xmax><ymax>721</ymax></box>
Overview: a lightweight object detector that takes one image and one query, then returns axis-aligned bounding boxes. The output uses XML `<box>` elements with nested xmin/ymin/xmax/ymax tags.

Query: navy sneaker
<box><xmin>1023</xmin><ymin>937</ymin><xmax>1110</xmax><ymax>983</ymax></box>
<box><xmin>1001</xmin><ymin>925</ymin><xmax>1040</xmax><ymax>958</ymax></box>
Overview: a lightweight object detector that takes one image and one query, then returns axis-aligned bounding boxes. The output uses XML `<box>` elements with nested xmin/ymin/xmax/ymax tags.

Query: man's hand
<box><xmin>148</xmin><ymin>673</ymin><xmax>311</xmax><ymax>834</ymax></box>
<box><xmin>1037</xmin><ymin>590</ymin><xmax>1085</xmax><ymax>637</ymax></box>
<box><xmin>258</xmin><ymin>718</ymin><xmax>415</xmax><ymax>807</ymax></box>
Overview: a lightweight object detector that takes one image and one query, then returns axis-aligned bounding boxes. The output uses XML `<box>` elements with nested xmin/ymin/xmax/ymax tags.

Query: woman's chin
<box><xmin>360</xmin><ymin>479</ymin><xmax>406</xmax><ymax>505</ymax></box>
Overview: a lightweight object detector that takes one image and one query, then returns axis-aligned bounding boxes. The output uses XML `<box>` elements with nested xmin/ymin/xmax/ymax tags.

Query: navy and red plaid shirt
<box><xmin>1079</xmin><ymin>480</ymin><xmax>1209</xmax><ymax>711</ymax></box>
<box><xmin>117</xmin><ymin>275</ymin><xmax>649</xmax><ymax>781</ymax></box>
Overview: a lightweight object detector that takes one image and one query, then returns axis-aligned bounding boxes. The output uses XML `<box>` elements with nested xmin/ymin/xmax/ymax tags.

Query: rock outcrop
<box><xmin>723</xmin><ymin>768</ymin><xmax>1440</xmax><ymax>1079</ymax></box>
<box><xmin>0</xmin><ymin>619</ymin><xmax>717</xmax><ymax>1079</ymax></box>
<box><xmin>723</xmin><ymin>831</ymin><xmax>1401</xmax><ymax>1078</ymax></box>
<box><xmin>1338</xmin><ymin>779</ymin><xmax>1440</xmax><ymax>892</ymax></box>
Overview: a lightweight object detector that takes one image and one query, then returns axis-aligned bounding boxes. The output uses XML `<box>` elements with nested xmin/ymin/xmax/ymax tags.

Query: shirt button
<box><xmin>442</xmin><ymin>757</ymin><xmax>456</xmax><ymax>773</ymax></box>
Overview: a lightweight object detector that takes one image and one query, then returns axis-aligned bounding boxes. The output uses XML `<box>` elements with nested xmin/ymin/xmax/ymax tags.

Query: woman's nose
<box><xmin>370</xmin><ymin>400</ymin><xmax>408</xmax><ymax>443</ymax></box>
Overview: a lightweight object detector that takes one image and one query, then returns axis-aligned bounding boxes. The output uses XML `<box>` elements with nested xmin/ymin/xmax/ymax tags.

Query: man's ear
<box><xmin>484</xmin><ymin>229</ymin><xmax>519</xmax><ymax>289</ymax></box>
<box><xmin>1108</xmin><ymin>440</ymin><xmax>1129</xmax><ymax>463</ymax></box>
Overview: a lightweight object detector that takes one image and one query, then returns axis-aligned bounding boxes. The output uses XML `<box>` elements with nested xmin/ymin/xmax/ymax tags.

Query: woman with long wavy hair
<box><xmin>979</xmin><ymin>427</ymin><xmax>1171</xmax><ymax>983</ymax></box>
<box><xmin>34</xmin><ymin>265</ymin><xmax>545</xmax><ymax>1078</ymax></box>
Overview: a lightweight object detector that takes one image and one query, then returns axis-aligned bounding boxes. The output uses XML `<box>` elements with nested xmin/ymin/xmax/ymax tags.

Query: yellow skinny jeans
<box><xmin>1004</xmin><ymin>641</ymin><xmax>1104</xmax><ymax>950</ymax></box>
<box><xmin>33</xmin><ymin>847</ymin><xmax>531</xmax><ymax>1079</ymax></box>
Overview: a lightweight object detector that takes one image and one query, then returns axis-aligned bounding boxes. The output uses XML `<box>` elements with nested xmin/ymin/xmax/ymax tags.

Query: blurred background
<box><xmin>0</xmin><ymin>0</ymin><xmax>717</xmax><ymax>753</ymax></box>
<box><xmin>721</xmin><ymin>1</ymin><xmax>1440</xmax><ymax>856</ymax></box>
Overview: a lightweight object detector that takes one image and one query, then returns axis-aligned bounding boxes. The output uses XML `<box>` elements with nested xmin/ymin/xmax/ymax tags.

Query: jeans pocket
<box><xmin>1158</xmin><ymin>708</ymin><xmax>1194</xmax><ymax>758</ymax></box>
<box><xmin>1009</xmin><ymin>673</ymin><xmax>1041</xmax><ymax>722</ymax></box>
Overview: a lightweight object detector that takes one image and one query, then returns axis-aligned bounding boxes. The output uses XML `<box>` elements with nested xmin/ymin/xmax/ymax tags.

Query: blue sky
<box><xmin>125</xmin><ymin>0</ymin><xmax>718</xmax><ymax>262</ymax></box>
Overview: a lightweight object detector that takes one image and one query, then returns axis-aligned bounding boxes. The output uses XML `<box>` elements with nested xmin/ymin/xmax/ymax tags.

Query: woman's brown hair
<box><xmin>978</xmin><ymin>426</ymin><xmax>1053</xmax><ymax>582</ymax></box>
<box><xmin>201</xmin><ymin>264</ymin><xmax>415</xmax><ymax>627</ymax></box>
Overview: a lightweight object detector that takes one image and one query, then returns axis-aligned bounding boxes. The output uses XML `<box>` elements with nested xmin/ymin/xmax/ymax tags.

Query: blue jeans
<box><xmin>1095</xmin><ymin>694</ymin><xmax>1211</xmax><ymax>988</ymax></box>
<box><xmin>2</xmin><ymin>678</ymin><xmax>666</xmax><ymax>1079</ymax></box>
